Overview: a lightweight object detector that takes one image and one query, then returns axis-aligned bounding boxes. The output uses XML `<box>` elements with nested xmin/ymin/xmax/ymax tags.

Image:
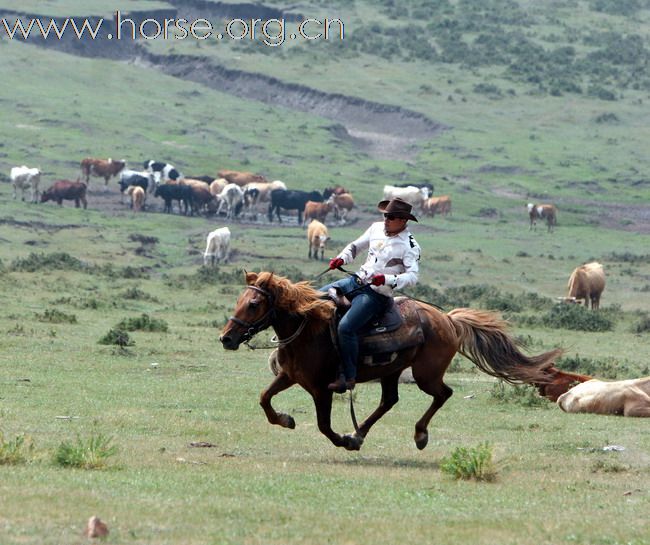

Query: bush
<box><xmin>556</xmin><ymin>354</ymin><xmax>626</xmax><ymax>379</ymax></box>
<box><xmin>539</xmin><ymin>304</ymin><xmax>614</xmax><ymax>332</ymax></box>
<box><xmin>116</xmin><ymin>313</ymin><xmax>168</xmax><ymax>332</ymax></box>
<box><xmin>440</xmin><ymin>442</ymin><xmax>497</xmax><ymax>481</ymax></box>
<box><xmin>98</xmin><ymin>328</ymin><xmax>134</xmax><ymax>347</ymax></box>
<box><xmin>54</xmin><ymin>433</ymin><xmax>117</xmax><ymax>469</ymax></box>
<box><xmin>490</xmin><ymin>381</ymin><xmax>549</xmax><ymax>407</ymax></box>
<box><xmin>0</xmin><ymin>432</ymin><xmax>33</xmax><ymax>465</ymax></box>
<box><xmin>10</xmin><ymin>252</ymin><xmax>85</xmax><ymax>272</ymax></box>
<box><xmin>632</xmin><ymin>315</ymin><xmax>650</xmax><ymax>334</ymax></box>
<box><xmin>121</xmin><ymin>287</ymin><xmax>159</xmax><ymax>302</ymax></box>
<box><xmin>35</xmin><ymin>308</ymin><xmax>77</xmax><ymax>324</ymax></box>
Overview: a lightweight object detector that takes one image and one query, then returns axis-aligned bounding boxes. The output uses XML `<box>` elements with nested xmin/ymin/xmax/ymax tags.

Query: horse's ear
<box><xmin>245</xmin><ymin>271</ymin><xmax>258</xmax><ymax>285</ymax></box>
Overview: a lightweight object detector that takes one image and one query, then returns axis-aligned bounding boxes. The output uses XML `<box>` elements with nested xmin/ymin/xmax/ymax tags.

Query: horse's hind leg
<box><xmin>411</xmin><ymin>353</ymin><xmax>454</xmax><ymax>450</ymax></box>
<box><xmin>260</xmin><ymin>373</ymin><xmax>297</xmax><ymax>429</ymax></box>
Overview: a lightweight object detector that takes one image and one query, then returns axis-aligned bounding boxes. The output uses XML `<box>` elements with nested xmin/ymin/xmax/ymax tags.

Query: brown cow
<box><xmin>217</xmin><ymin>169</ymin><xmax>268</xmax><ymax>187</ymax></box>
<box><xmin>302</xmin><ymin>200</ymin><xmax>334</xmax><ymax>227</ymax></box>
<box><xmin>558</xmin><ymin>377</ymin><xmax>650</xmax><ymax>417</ymax></box>
<box><xmin>327</xmin><ymin>192</ymin><xmax>355</xmax><ymax>223</ymax></box>
<box><xmin>80</xmin><ymin>157</ymin><xmax>126</xmax><ymax>188</ymax></box>
<box><xmin>423</xmin><ymin>195</ymin><xmax>452</xmax><ymax>217</ymax></box>
<box><xmin>307</xmin><ymin>220</ymin><xmax>329</xmax><ymax>260</ymax></box>
<box><xmin>126</xmin><ymin>185</ymin><xmax>145</xmax><ymax>212</ymax></box>
<box><xmin>564</xmin><ymin>262</ymin><xmax>606</xmax><ymax>310</ymax></box>
<box><xmin>41</xmin><ymin>180</ymin><xmax>87</xmax><ymax>208</ymax></box>
<box><xmin>527</xmin><ymin>203</ymin><xmax>557</xmax><ymax>232</ymax></box>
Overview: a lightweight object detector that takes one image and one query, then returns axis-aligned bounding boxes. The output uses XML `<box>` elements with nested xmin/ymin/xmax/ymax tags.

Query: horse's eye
<box><xmin>249</xmin><ymin>300</ymin><xmax>259</xmax><ymax>309</ymax></box>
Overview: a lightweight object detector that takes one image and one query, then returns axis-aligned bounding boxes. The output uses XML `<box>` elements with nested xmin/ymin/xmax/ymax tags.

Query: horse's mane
<box><xmin>252</xmin><ymin>271</ymin><xmax>334</xmax><ymax>328</ymax></box>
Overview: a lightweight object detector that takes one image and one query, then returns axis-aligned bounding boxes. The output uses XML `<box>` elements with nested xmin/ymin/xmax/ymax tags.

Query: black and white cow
<box><xmin>144</xmin><ymin>160</ymin><xmax>182</xmax><ymax>187</ymax></box>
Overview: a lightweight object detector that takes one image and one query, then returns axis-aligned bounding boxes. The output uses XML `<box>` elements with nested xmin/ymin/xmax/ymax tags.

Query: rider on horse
<box><xmin>321</xmin><ymin>197</ymin><xmax>421</xmax><ymax>393</ymax></box>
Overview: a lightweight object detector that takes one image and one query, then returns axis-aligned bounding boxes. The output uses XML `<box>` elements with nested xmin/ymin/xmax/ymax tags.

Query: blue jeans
<box><xmin>320</xmin><ymin>276</ymin><xmax>391</xmax><ymax>380</ymax></box>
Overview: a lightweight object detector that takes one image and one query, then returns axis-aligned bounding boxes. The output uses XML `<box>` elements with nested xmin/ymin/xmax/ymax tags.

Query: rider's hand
<box><xmin>370</xmin><ymin>273</ymin><xmax>386</xmax><ymax>286</ymax></box>
<box><xmin>329</xmin><ymin>257</ymin><xmax>344</xmax><ymax>270</ymax></box>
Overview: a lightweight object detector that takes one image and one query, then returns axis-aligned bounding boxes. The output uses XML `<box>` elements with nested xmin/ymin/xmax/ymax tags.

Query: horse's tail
<box><xmin>448</xmin><ymin>308</ymin><xmax>563</xmax><ymax>384</ymax></box>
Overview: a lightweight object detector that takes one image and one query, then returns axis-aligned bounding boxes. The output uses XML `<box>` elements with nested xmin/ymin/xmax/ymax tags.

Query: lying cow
<box><xmin>562</xmin><ymin>262</ymin><xmax>606</xmax><ymax>310</ymax></box>
<box><xmin>307</xmin><ymin>220</ymin><xmax>329</xmax><ymax>260</ymax></box>
<box><xmin>557</xmin><ymin>377</ymin><xmax>650</xmax><ymax>417</ymax></box>
<box><xmin>41</xmin><ymin>180</ymin><xmax>87</xmax><ymax>209</ymax></box>
<box><xmin>10</xmin><ymin>165</ymin><xmax>41</xmax><ymax>203</ymax></box>
<box><xmin>80</xmin><ymin>158</ymin><xmax>125</xmax><ymax>188</ymax></box>
<box><xmin>203</xmin><ymin>226</ymin><xmax>231</xmax><ymax>266</ymax></box>
<box><xmin>527</xmin><ymin>203</ymin><xmax>557</xmax><ymax>232</ymax></box>
<box><xmin>217</xmin><ymin>169</ymin><xmax>268</xmax><ymax>187</ymax></box>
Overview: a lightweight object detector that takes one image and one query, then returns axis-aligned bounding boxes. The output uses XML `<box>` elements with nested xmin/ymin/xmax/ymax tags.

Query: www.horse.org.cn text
<box><xmin>0</xmin><ymin>12</ymin><xmax>345</xmax><ymax>47</ymax></box>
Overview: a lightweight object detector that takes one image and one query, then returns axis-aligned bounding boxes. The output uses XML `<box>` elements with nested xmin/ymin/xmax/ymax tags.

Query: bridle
<box><xmin>227</xmin><ymin>284</ymin><xmax>307</xmax><ymax>348</ymax></box>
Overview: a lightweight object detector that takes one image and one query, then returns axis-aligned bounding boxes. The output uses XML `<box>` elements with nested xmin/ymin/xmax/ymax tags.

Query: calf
<box><xmin>203</xmin><ymin>226</ymin><xmax>231</xmax><ymax>266</ymax></box>
<box><xmin>302</xmin><ymin>200</ymin><xmax>334</xmax><ymax>227</ymax></box>
<box><xmin>527</xmin><ymin>203</ymin><xmax>557</xmax><ymax>232</ymax></box>
<box><xmin>41</xmin><ymin>180</ymin><xmax>87</xmax><ymax>209</ymax></box>
<box><xmin>126</xmin><ymin>185</ymin><xmax>145</xmax><ymax>212</ymax></box>
<box><xmin>10</xmin><ymin>165</ymin><xmax>41</xmax><ymax>203</ymax></box>
<box><xmin>80</xmin><ymin>158</ymin><xmax>125</xmax><ymax>187</ymax></box>
<box><xmin>307</xmin><ymin>220</ymin><xmax>329</xmax><ymax>260</ymax></box>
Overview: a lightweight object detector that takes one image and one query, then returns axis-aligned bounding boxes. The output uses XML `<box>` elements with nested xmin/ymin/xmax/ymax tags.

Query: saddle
<box><xmin>328</xmin><ymin>290</ymin><xmax>425</xmax><ymax>366</ymax></box>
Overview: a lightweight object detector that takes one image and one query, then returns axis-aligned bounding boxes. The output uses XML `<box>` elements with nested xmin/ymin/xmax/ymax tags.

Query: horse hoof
<box><xmin>278</xmin><ymin>413</ymin><xmax>295</xmax><ymax>429</ymax></box>
<box><xmin>342</xmin><ymin>433</ymin><xmax>363</xmax><ymax>451</ymax></box>
<box><xmin>415</xmin><ymin>432</ymin><xmax>428</xmax><ymax>450</ymax></box>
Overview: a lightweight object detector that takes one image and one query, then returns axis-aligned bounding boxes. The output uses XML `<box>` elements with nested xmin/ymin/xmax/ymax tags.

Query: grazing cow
<box><xmin>302</xmin><ymin>200</ymin><xmax>334</xmax><ymax>227</ymax></box>
<box><xmin>203</xmin><ymin>226</ymin><xmax>231</xmax><ymax>266</ymax></box>
<box><xmin>394</xmin><ymin>182</ymin><xmax>434</xmax><ymax>197</ymax></box>
<box><xmin>423</xmin><ymin>195</ymin><xmax>452</xmax><ymax>217</ymax></box>
<box><xmin>40</xmin><ymin>180</ymin><xmax>87</xmax><ymax>209</ymax></box>
<box><xmin>126</xmin><ymin>185</ymin><xmax>146</xmax><ymax>212</ymax></box>
<box><xmin>118</xmin><ymin>170</ymin><xmax>151</xmax><ymax>195</ymax></box>
<box><xmin>154</xmin><ymin>183</ymin><xmax>191</xmax><ymax>214</ymax></box>
<box><xmin>144</xmin><ymin>160</ymin><xmax>182</xmax><ymax>186</ymax></box>
<box><xmin>557</xmin><ymin>377</ymin><xmax>650</xmax><ymax>417</ymax></box>
<box><xmin>188</xmin><ymin>185</ymin><xmax>215</xmax><ymax>216</ymax></box>
<box><xmin>268</xmin><ymin>189</ymin><xmax>323</xmax><ymax>224</ymax></box>
<box><xmin>10</xmin><ymin>166</ymin><xmax>41</xmax><ymax>202</ymax></box>
<box><xmin>307</xmin><ymin>220</ymin><xmax>329</xmax><ymax>260</ymax></box>
<box><xmin>527</xmin><ymin>203</ymin><xmax>557</xmax><ymax>232</ymax></box>
<box><xmin>563</xmin><ymin>262</ymin><xmax>606</xmax><ymax>310</ymax></box>
<box><xmin>80</xmin><ymin>158</ymin><xmax>126</xmax><ymax>187</ymax></box>
<box><xmin>532</xmin><ymin>366</ymin><xmax>593</xmax><ymax>402</ymax></box>
<box><xmin>217</xmin><ymin>183</ymin><xmax>245</xmax><ymax>220</ymax></box>
<box><xmin>327</xmin><ymin>192</ymin><xmax>355</xmax><ymax>223</ymax></box>
<box><xmin>383</xmin><ymin>185</ymin><xmax>429</xmax><ymax>210</ymax></box>
<box><xmin>217</xmin><ymin>169</ymin><xmax>268</xmax><ymax>187</ymax></box>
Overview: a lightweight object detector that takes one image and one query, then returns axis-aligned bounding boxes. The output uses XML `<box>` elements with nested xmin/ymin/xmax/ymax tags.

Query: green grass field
<box><xmin>1</xmin><ymin>1</ymin><xmax>650</xmax><ymax>544</ymax></box>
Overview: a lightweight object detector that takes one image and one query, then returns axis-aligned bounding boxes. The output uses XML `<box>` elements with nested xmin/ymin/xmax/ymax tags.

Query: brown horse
<box><xmin>220</xmin><ymin>272</ymin><xmax>562</xmax><ymax>451</ymax></box>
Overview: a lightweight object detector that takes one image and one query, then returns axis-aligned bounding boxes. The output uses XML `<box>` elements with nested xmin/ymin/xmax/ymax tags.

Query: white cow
<box><xmin>203</xmin><ymin>227</ymin><xmax>231</xmax><ymax>266</ymax></box>
<box><xmin>11</xmin><ymin>166</ymin><xmax>41</xmax><ymax>203</ymax></box>
<box><xmin>382</xmin><ymin>185</ymin><xmax>429</xmax><ymax>209</ymax></box>
<box><xmin>217</xmin><ymin>183</ymin><xmax>245</xmax><ymax>220</ymax></box>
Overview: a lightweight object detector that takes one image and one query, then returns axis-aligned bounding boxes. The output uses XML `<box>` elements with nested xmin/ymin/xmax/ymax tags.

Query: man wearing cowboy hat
<box><xmin>321</xmin><ymin>197</ymin><xmax>421</xmax><ymax>393</ymax></box>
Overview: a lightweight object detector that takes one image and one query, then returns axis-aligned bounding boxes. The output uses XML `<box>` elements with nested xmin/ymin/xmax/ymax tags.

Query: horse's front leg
<box><xmin>312</xmin><ymin>390</ymin><xmax>362</xmax><ymax>451</ymax></box>
<box><xmin>354</xmin><ymin>374</ymin><xmax>401</xmax><ymax>440</ymax></box>
<box><xmin>260</xmin><ymin>373</ymin><xmax>297</xmax><ymax>429</ymax></box>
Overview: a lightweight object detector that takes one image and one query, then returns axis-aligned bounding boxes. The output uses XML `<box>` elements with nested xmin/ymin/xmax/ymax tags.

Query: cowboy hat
<box><xmin>377</xmin><ymin>197</ymin><xmax>418</xmax><ymax>222</ymax></box>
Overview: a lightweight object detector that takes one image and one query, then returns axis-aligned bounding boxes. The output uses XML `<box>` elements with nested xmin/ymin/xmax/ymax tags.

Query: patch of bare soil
<box><xmin>1</xmin><ymin>2</ymin><xmax>446</xmax><ymax>161</ymax></box>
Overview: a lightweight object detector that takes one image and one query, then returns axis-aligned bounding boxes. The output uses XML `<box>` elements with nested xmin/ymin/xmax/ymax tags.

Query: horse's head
<box><xmin>220</xmin><ymin>272</ymin><xmax>275</xmax><ymax>350</ymax></box>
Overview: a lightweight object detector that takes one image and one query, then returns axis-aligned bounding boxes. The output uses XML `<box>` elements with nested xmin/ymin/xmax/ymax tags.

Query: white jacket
<box><xmin>336</xmin><ymin>222</ymin><xmax>421</xmax><ymax>296</ymax></box>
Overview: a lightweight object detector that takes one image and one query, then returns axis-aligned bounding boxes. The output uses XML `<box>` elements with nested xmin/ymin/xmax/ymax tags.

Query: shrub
<box><xmin>539</xmin><ymin>304</ymin><xmax>614</xmax><ymax>331</ymax></box>
<box><xmin>0</xmin><ymin>432</ymin><xmax>33</xmax><ymax>465</ymax></box>
<box><xmin>490</xmin><ymin>381</ymin><xmax>549</xmax><ymax>408</ymax></box>
<box><xmin>121</xmin><ymin>287</ymin><xmax>159</xmax><ymax>302</ymax></box>
<box><xmin>116</xmin><ymin>313</ymin><xmax>168</xmax><ymax>332</ymax></box>
<box><xmin>440</xmin><ymin>442</ymin><xmax>497</xmax><ymax>481</ymax></box>
<box><xmin>10</xmin><ymin>252</ymin><xmax>85</xmax><ymax>272</ymax></box>
<box><xmin>556</xmin><ymin>354</ymin><xmax>626</xmax><ymax>379</ymax></box>
<box><xmin>35</xmin><ymin>308</ymin><xmax>77</xmax><ymax>324</ymax></box>
<box><xmin>54</xmin><ymin>433</ymin><xmax>117</xmax><ymax>469</ymax></box>
<box><xmin>98</xmin><ymin>328</ymin><xmax>134</xmax><ymax>347</ymax></box>
<box><xmin>632</xmin><ymin>315</ymin><xmax>650</xmax><ymax>334</ymax></box>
